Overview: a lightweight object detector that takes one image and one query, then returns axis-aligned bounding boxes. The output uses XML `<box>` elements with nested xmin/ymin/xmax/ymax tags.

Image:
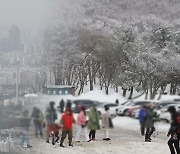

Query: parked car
<box><xmin>116</xmin><ymin>101</ymin><xmax>135</xmax><ymax>116</ymax></box>
<box><xmin>155</xmin><ymin>101</ymin><xmax>179</xmax><ymax>110</ymax></box>
<box><xmin>159</xmin><ymin>104</ymin><xmax>180</xmax><ymax>122</ymax></box>
<box><xmin>117</xmin><ymin>100</ymin><xmax>158</xmax><ymax>116</ymax></box>
<box><xmin>72</xmin><ymin>100</ymin><xmax>100</xmax><ymax>113</ymax></box>
<box><xmin>87</xmin><ymin>103</ymin><xmax>119</xmax><ymax>118</ymax></box>
<box><xmin>131</xmin><ymin>108</ymin><xmax>140</xmax><ymax>119</ymax></box>
<box><xmin>127</xmin><ymin>100</ymin><xmax>160</xmax><ymax>117</ymax></box>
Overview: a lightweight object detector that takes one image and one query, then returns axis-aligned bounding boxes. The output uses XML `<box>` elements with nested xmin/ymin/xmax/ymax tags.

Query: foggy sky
<box><xmin>0</xmin><ymin>0</ymin><xmax>56</xmax><ymax>31</ymax></box>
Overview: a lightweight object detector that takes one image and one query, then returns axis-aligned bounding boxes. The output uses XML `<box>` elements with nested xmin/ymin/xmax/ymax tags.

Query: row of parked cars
<box><xmin>71</xmin><ymin>100</ymin><xmax>119</xmax><ymax>118</ymax></box>
<box><xmin>71</xmin><ymin>98</ymin><xmax>180</xmax><ymax>122</ymax></box>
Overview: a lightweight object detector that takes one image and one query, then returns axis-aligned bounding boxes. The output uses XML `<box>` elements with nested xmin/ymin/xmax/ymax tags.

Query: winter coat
<box><xmin>101</xmin><ymin>111</ymin><xmax>113</xmax><ymax>129</ymax></box>
<box><xmin>61</xmin><ymin>112</ymin><xmax>75</xmax><ymax>131</ymax></box>
<box><xmin>88</xmin><ymin>107</ymin><xmax>100</xmax><ymax>130</ymax></box>
<box><xmin>19</xmin><ymin>116</ymin><xmax>31</xmax><ymax>130</ymax></box>
<box><xmin>60</xmin><ymin>100</ymin><xmax>65</xmax><ymax>109</ymax></box>
<box><xmin>66</xmin><ymin>101</ymin><xmax>72</xmax><ymax>109</ymax></box>
<box><xmin>145</xmin><ymin>108</ymin><xmax>155</xmax><ymax>128</ymax></box>
<box><xmin>139</xmin><ymin>109</ymin><xmax>147</xmax><ymax>123</ymax></box>
<box><xmin>168</xmin><ymin>112</ymin><xmax>178</xmax><ymax>136</ymax></box>
<box><xmin>45</xmin><ymin>106</ymin><xmax>57</xmax><ymax>125</ymax></box>
<box><xmin>38</xmin><ymin>111</ymin><xmax>44</xmax><ymax>122</ymax></box>
<box><xmin>31</xmin><ymin>108</ymin><xmax>44</xmax><ymax>124</ymax></box>
<box><xmin>77</xmin><ymin>111</ymin><xmax>87</xmax><ymax>126</ymax></box>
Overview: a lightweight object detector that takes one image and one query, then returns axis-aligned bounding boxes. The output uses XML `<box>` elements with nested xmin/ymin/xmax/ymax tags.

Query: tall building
<box><xmin>0</xmin><ymin>38</ymin><xmax>8</xmax><ymax>52</ymax></box>
<box><xmin>8</xmin><ymin>25</ymin><xmax>20</xmax><ymax>51</ymax></box>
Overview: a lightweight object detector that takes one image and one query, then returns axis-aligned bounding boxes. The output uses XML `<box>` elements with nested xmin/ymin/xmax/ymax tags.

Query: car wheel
<box><xmin>123</xmin><ymin>110</ymin><xmax>128</xmax><ymax>116</ymax></box>
<box><xmin>165</xmin><ymin>119</ymin><xmax>170</xmax><ymax>123</ymax></box>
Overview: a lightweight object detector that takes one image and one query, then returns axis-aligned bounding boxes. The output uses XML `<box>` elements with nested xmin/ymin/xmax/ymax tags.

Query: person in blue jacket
<box><xmin>139</xmin><ymin>105</ymin><xmax>147</xmax><ymax>136</ymax></box>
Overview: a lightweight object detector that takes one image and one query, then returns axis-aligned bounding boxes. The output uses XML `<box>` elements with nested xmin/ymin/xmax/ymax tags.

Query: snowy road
<box><xmin>13</xmin><ymin>117</ymin><xmax>171</xmax><ymax>154</ymax></box>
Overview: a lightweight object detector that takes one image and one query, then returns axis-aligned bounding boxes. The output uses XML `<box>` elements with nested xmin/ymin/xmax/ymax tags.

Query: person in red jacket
<box><xmin>60</xmin><ymin>108</ymin><xmax>75</xmax><ymax>147</ymax></box>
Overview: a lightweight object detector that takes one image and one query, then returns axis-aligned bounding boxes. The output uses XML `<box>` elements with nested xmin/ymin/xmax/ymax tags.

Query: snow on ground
<box><xmin>13</xmin><ymin>116</ymin><xmax>171</xmax><ymax>154</ymax></box>
<box><xmin>19</xmin><ymin>90</ymin><xmax>178</xmax><ymax>154</ymax></box>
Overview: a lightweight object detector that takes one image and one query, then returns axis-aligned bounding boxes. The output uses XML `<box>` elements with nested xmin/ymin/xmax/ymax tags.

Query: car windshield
<box><xmin>126</xmin><ymin>102</ymin><xmax>134</xmax><ymax>106</ymax></box>
<box><xmin>134</xmin><ymin>101</ymin><xmax>151</xmax><ymax>106</ymax></box>
<box><xmin>155</xmin><ymin>103</ymin><xmax>175</xmax><ymax>109</ymax></box>
<box><xmin>160</xmin><ymin>104</ymin><xmax>177</xmax><ymax>110</ymax></box>
<box><xmin>106</xmin><ymin>104</ymin><xmax>118</xmax><ymax>107</ymax></box>
<box><xmin>121</xmin><ymin>101</ymin><xmax>131</xmax><ymax>105</ymax></box>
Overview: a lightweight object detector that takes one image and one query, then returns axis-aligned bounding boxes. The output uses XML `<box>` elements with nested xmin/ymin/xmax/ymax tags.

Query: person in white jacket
<box><xmin>101</xmin><ymin>105</ymin><xmax>114</xmax><ymax>141</ymax></box>
<box><xmin>75</xmin><ymin>106</ymin><xmax>91</xmax><ymax>142</ymax></box>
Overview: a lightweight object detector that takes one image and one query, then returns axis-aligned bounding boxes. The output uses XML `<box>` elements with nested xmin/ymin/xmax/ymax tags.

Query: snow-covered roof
<box><xmin>46</xmin><ymin>85</ymin><xmax>74</xmax><ymax>89</ymax></box>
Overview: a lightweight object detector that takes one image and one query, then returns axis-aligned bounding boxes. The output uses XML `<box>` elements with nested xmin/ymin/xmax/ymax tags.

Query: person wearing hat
<box><xmin>144</xmin><ymin>103</ymin><xmax>156</xmax><ymax>142</ymax></box>
<box><xmin>60</xmin><ymin>108</ymin><xmax>76</xmax><ymax>147</ymax></box>
<box><xmin>101</xmin><ymin>105</ymin><xmax>114</xmax><ymax>141</ymax></box>
<box><xmin>167</xmin><ymin>106</ymin><xmax>180</xmax><ymax>154</ymax></box>
<box><xmin>45</xmin><ymin>101</ymin><xmax>57</xmax><ymax>143</ymax></box>
<box><xmin>75</xmin><ymin>106</ymin><xmax>90</xmax><ymax>142</ymax></box>
<box><xmin>88</xmin><ymin>103</ymin><xmax>100</xmax><ymax>141</ymax></box>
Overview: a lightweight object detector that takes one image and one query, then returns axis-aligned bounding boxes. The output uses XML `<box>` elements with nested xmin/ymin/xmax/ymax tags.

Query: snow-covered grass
<box><xmin>73</xmin><ymin>89</ymin><xmax>127</xmax><ymax>104</ymax></box>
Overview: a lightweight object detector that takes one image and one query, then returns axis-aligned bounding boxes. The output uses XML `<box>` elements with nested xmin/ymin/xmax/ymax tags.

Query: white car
<box><xmin>159</xmin><ymin>104</ymin><xmax>180</xmax><ymax>122</ymax></box>
<box><xmin>118</xmin><ymin>100</ymin><xmax>160</xmax><ymax>116</ymax></box>
<box><xmin>117</xmin><ymin>101</ymin><xmax>135</xmax><ymax>116</ymax></box>
<box><xmin>131</xmin><ymin>108</ymin><xmax>140</xmax><ymax>119</ymax></box>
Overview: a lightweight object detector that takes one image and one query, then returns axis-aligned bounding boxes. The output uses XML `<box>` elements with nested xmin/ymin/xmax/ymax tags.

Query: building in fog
<box><xmin>0</xmin><ymin>25</ymin><xmax>21</xmax><ymax>52</ymax></box>
<box><xmin>8</xmin><ymin>25</ymin><xmax>20</xmax><ymax>51</ymax></box>
<box><xmin>0</xmin><ymin>38</ymin><xmax>8</xmax><ymax>52</ymax></box>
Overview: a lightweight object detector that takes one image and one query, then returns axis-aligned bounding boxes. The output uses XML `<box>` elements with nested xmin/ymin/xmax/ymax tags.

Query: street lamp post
<box><xmin>16</xmin><ymin>61</ymin><xmax>20</xmax><ymax>105</ymax></box>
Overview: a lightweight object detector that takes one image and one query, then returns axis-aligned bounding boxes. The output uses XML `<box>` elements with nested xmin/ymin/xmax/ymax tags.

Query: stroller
<box><xmin>48</xmin><ymin>124</ymin><xmax>61</xmax><ymax>145</ymax></box>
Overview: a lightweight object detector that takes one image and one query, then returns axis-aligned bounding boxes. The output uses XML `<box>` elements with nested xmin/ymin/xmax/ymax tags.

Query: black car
<box><xmin>72</xmin><ymin>100</ymin><xmax>100</xmax><ymax>113</ymax></box>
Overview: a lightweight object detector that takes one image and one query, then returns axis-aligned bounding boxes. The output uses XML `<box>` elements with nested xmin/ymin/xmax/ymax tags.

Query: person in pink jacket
<box><xmin>75</xmin><ymin>106</ymin><xmax>91</xmax><ymax>142</ymax></box>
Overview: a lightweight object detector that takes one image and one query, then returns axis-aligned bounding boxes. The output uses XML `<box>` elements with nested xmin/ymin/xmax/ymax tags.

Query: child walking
<box><xmin>60</xmin><ymin>108</ymin><xmax>75</xmax><ymax>147</ymax></box>
<box><xmin>75</xmin><ymin>106</ymin><xmax>90</xmax><ymax>142</ymax></box>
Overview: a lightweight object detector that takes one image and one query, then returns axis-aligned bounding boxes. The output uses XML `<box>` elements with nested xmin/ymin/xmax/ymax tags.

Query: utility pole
<box><xmin>16</xmin><ymin>61</ymin><xmax>20</xmax><ymax>105</ymax></box>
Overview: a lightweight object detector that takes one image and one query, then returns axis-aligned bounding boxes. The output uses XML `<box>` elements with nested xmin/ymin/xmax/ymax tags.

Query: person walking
<box><xmin>19</xmin><ymin>110</ymin><xmax>32</xmax><ymax>148</ymax></box>
<box><xmin>144</xmin><ymin>104</ymin><xmax>156</xmax><ymax>142</ymax></box>
<box><xmin>59</xmin><ymin>99</ymin><xmax>65</xmax><ymax>113</ymax></box>
<box><xmin>75</xmin><ymin>106</ymin><xmax>90</xmax><ymax>142</ymax></box>
<box><xmin>115</xmin><ymin>99</ymin><xmax>119</xmax><ymax>105</ymax></box>
<box><xmin>31</xmin><ymin>107</ymin><xmax>44</xmax><ymax>138</ymax></box>
<box><xmin>45</xmin><ymin>101</ymin><xmax>57</xmax><ymax>143</ymax></box>
<box><xmin>66</xmin><ymin>100</ymin><xmax>72</xmax><ymax>109</ymax></box>
<box><xmin>60</xmin><ymin>108</ymin><xmax>76</xmax><ymax>147</ymax></box>
<box><xmin>139</xmin><ymin>105</ymin><xmax>147</xmax><ymax>136</ymax></box>
<box><xmin>101</xmin><ymin>105</ymin><xmax>114</xmax><ymax>141</ymax></box>
<box><xmin>88</xmin><ymin>104</ymin><xmax>100</xmax><ymax>141</ymax></box>
<box><xmin>167</xmin><ymin>106</ymin><xmax>180</xmax><ymax>154</ymax></box>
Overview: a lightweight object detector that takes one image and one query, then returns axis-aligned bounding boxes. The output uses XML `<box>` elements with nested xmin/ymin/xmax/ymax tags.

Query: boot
<box><xmin>145</xmin><ymin>138</ymin><xmax>151</xmax><ymax>142</ymax></box>
<box><xmin>27</xmin><ymin>145</ymin><xmax>32</xmax><ymax>148</ymax></box>
<box><xmin>60</xmin><ymin>143</ymin><xmax>64</xmax><ymax>147</ymax></box>
<box><xmin>69</xmin><ymin>143</ymin><xmax>73</xmax><ymax>147</ymax></box>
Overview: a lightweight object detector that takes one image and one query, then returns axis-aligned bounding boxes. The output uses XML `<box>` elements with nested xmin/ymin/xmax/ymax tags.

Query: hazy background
<box><xmin>0</xmin><ymin>0</ymin><xmax>57</xmax><ymax>38</ymax></box>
